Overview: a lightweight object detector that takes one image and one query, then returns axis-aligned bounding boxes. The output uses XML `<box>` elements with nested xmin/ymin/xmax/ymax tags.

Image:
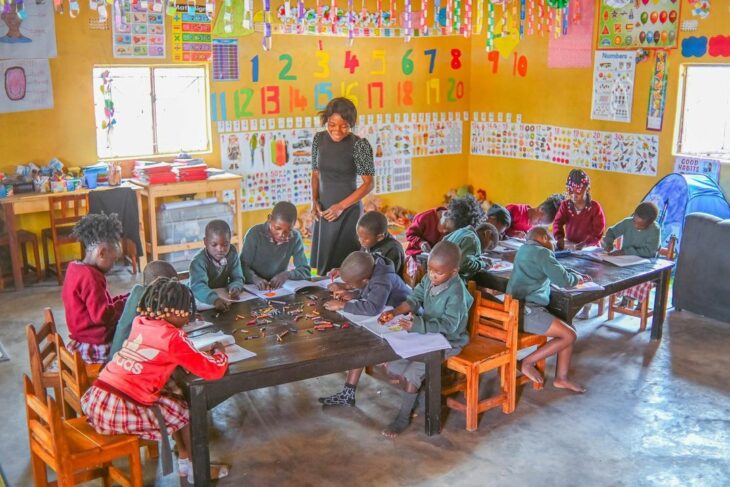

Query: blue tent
<box><xmin>642</xmin><ymin>173</ymin><xmax>730</xmax><ymax>252</ymax></box>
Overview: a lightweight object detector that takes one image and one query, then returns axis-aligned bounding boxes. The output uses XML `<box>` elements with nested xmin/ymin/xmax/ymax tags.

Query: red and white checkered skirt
<box><xmin>67</xmin><ymin>340</ymin><xmax>111</xmax><ymax>364</ymax></box>
<box><xmin>80</xmin><ymin>385</ymin><xmax>189</xmax><ymax>441</ymax></box>
<box><xmin>618</xmin><ymin>282</ymin><xmax>654</xmax><ymax>303</ymax></box>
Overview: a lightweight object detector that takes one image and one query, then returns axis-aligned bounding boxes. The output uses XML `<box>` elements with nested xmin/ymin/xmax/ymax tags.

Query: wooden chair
<box><xmin>23</xmin><ymin>375</ymin><xmax>143</xmax><ymax>487</ymax></box>
<box><xmin>0</xmin><ymin>229</ymin><xmax>43</xmax><ymax>288</ymax></box>
<box><xmin>42</xmin><ymin>193</ymin><xmax>89</xmax><ymax>285</ymax></box>
<box><xmin>607</xmin><ymin>235</ymin><xmax>678</xmax><ymax>331</ymax></box>
<box><xmin>442</xmin><ymin>286</ymin><xmax>519</xmax><ymax>431</ymax></box>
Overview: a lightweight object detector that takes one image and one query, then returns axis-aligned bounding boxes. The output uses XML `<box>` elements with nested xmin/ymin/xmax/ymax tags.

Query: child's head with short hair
<box><xmin>356</xmin><ymin>211</ymin><xmax>388</xmax><ymax>250</ymax></box>
<box><xmin>136</xmin><ymin>277</ymin><xmax>195</xmax><ymax>327</ymax></box>
<box><xmin>535</xmin><ymin>193</ymin><xmax>565</xmax><ymax>225</ymax></box>
<box><xmin>72</xmin><ymin>213</ymin><xmax>123</xmax><ymax>274</ymax></box>
<box><xmin>633</xmin><ymin>201</ymin><xmax>659</xmax><ymax>230</ymax></box>
<box><xmin>427</xmin><ymin>241</ymin><xmax>461</xmax><ymax>286</ymax></box>
<box><xmin>565</xmin><ymin>169</ymin><xmax>592</xmax><ymax>207</ymax></box>
<box><xmin>339</xmin><ymin>251</ymin><xmax>376</xmax><ymax>290</ymax></box>
<box><xmin>441</xmin><ymin>195</ymin><xmax>485</xmax><ymax>234</ymax></box>
<box><xmin>204</xmin><ymin>220</ymin><xmax>232</xmax><ymax>262</ymax></box>
<box><xmin>142</xmin><ymin>260</ymin><xmax>178</xmax><ymax>286</ymax></box>
<box><xmin>475</xmin><ymin>223</ymin><xmax>500</xmax><ymax>252</ymax></box>
<box><xmin>486</xmin><ymin>204</ymin><xmax>511</xmax><ymax>235</ymax></box>
<box><xmin>268</xmin><ymin>201</ymin><xmax>298</xmax><ymax>244</ymax></box>
<box><xmin>526</xmin><ymin>226</ymin><xmax>554</xmax><ymax>251</ymax></box>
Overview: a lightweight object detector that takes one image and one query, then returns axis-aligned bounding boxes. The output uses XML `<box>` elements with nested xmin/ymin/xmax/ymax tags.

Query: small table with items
<box><xmin>177</xmin><ymin>287</ymin><xmax>443</xmax><ymax>487</ymax></box>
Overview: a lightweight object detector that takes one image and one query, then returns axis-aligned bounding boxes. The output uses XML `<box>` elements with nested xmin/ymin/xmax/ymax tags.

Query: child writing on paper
<box><xmin>61</xmin><ymin>213</ymin><xmax>128</xmax><ymax>364</ymax></box>
<box><xmin>506</xmin><ymin>227</ymin><xmax>588</xmax><ymax>393</ymax></box>
<box><xmin>81</xmin><ymin>278</ymin><xmax>230</xmax><ymax>483</ymax></box>
<box><xmin>109</xmin><ymin>260</ymin><xmax>178</xmax><ymax>359</ymax></box>
<box><xmin>378</xmin><ymin>241</ymin><xmax>472</xmax><ymax>438</ymax></box>
<box><xmin>486</xmin><ymin>204</ymin><xmax>512</xmax><ymax>237</ymax></box>
<box><xmin>602</xmin><ymin>201</ymin><xmax>662</xmax><ymax>308</ymax></box>
<box><xmin>505</xmin><ymin>194</ymin><xmax>564</xmax><ymax>238</ymax></box>
<box><xmin>442</xmin><ymin>194</ymin><xmax>487</xmax><ymax>280</ymax></box>
<box><xmin>553</xmin><ymin>169</ymin><xmax>606</xmax><ymax>251</ymax></box>
<box><xmin>318</xmin><ymin>251</ymin><xmax>411</xmax><ymax>407</ymax></box>
<box><xmin>189</xmin><ymin>220</ymin><xmax>245</xmax><ymax>312</ymax></box>
<box><xmin>404</xmin><ymin>205</ymin><xmax>447</xmax><ymax>280</ymax></box>
<box><xmin>241</xmin><ymin>201</ymin><xmax>311</xmax><ymax>290</ymax></box>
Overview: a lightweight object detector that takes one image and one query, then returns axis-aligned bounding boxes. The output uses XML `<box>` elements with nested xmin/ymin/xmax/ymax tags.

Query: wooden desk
<box><xmin>130</xmin><ymin>173</ymin><xmax>242</xmax><ymax>263</ymax></box>
<box><xmin>179</xmin><ymin>288</ymin><xmax>442</xmax><ymax>486</ymax></box>
<box><xmin>0</xmin><ymin>184</ymin><xmax>145</xmax><ymax>291</ymax></box>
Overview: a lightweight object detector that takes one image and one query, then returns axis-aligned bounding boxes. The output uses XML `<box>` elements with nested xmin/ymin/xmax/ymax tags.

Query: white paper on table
<box><xmin>338</xmin><ymin>307</ymin><xmax>408</xmax><ymax>337</ymax></box>
<box><xmin>188</xmin><ymin>332</ymin><xmax>256</xmax><ymax>363</ymax></box>
<box><xmin>183</xmin><ymin>320</ymin><xmax>215</xmax><ymax>333</ymax></box>
<box><xmin>500</xmin><ymin>239</ymin><xmax>525</xmax><ymax>250</ymax></box>
<box><xmin>383</xmin><ymin>331</ymin><xmax>451</xmax><ymax>359</ymax></box>
<box><xmin>224</xmin><ymin>344</ymin><xmax>256</xmax><ymax>363</ymax></box>
<box><xmin>243</xmin><ymin>284</ymin><xmax>294</xmax><ymax>299</ymax></box>
<box><xmin>599</xmin><ymin>255</ymin><xmax>650</xmax><ymax>267</ymax></box>
<box><xmin>488</xmin><ymin>260</ymin><xmax>513</xmax><ymax>273</ymax></box>
<box><xmin>551</xmin><ymin>281</ymin><xmax>605</xmax><ymax>293</ymax></box>
<box><xmin>214</xmin><ymin>288</ymin><xmax>258</xmax><ymax>302</ymax></box>
<box><xmin>195</xmin><ymin>301</ymin><xmax>216</xmax><ymax>311</ymax></box>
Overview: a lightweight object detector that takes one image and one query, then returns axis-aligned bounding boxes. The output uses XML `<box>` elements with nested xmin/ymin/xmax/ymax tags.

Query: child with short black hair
<box><xmin>505</xmin><ymin>194</ymin><xmax>564</xmax><ymax>238</ymax></box>
<box><xmin>61</xmin><ymin>213</ymin><xmax>128</xmax><ymax>364</ymax></box>
<box><xmin>475</xmin><ymin>222</ymin><xmax>500</xmax><ymax>253</ymax></box>
<box><xmin>506</xmin><ymin>227</ymin><xmax>587</xmax><ymax>393</ymax></box>
<box><xmin>442</xmin><ymin>194</ymin><xmax>487</xmax><ymax>280</ymax></box>
<box><xmin>356</xmin><ymin>210</ymin><xmax>405</xmax><ymax>276</ymax></box>
<box><xmin>378</xmin><ymin>241</ymin><xmax>472</xmax><ymax>438</ymax></box>
<box><xmin>553</xmin><ymin>169</ymin><xmax>606</xmax><ymax>251</ymax></box>
<box><xmin>486</xmin><ymin>204</ymin><xmax>512</xmax><ymax>237</ymax></box>
<box><xmin>109</xmin><ymin>260</ymin><xmax>178</xmax><ymax>359</ymax></box>
<box><xmin>189</xmin><ymin>220</ymin><xmax>244</xmax><ymax>311</ymax></box>
<box><xmin>81</xmin><ymin>277</ymin><xmax>230</xmax><ymax>483</ymax></box>
<box><xmin>241</xmin><ymin>201</ymin><xmax>311</xmax><ymax>290</ymax></box>
<box><xmin>318</xmin><ymin>251</ymin><xmax>411</xmax><ymax>407</ymax></box>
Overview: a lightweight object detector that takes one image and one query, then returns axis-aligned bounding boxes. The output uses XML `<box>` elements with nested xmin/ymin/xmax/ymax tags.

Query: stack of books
<box><xmin>174</xmin><ymin>160</ymin><xmax>208</xmax><ymax>182</ymax></box>
<box><xmin>133</xmin><ymin>161</ymin><xmax>177</xmax><ymax>184</ymax></box>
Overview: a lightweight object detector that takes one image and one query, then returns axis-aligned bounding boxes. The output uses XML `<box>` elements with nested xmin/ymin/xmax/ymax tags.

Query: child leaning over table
<box><xmin>442</xmin><ymin>194</ymin><xmax>488</xmax><ymax>281</ymax></box>
<box><xmin>377</xmin><ymin>241</ymin><xmax>472</xmax><ymax>438</ymax></box>
<box><xmin>602</xmin><ymin>201</ymin><xmax>662</xmax><ymax>308</ymax></box>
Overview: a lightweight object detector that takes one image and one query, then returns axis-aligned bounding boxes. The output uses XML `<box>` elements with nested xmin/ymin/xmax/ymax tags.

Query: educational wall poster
<box><xmin>646</xmin><ymin>50</ymin><xmax>669</xmax><ymax>131</ymax></box>
<box><xmin>212</xmin><ymin>39</ymin><xmax>239</xmax><ymax>81</ymax></box>
<box><xmin>112</xmin><ymin>0</ymin><xmax>166</xmax><ymax>58</ymax></box>
<box><xmin>470</xmin><ymin>118</ymin><xmax>658</xmax><ymax>177</ymax></box>
<box><xmin>0</xmin><ymin>0</ymin><xmax>57</xmax><ymax>59</ymax></box>
<box><xmin>0</xmin><ymin>59</ymin><xmax>53</xmax><ymax>114</ymax></box>
<box><xmin>591</xmin><ymin>50</ymin><xmax>636</xmax><ymax>123</ymax></box>
<box><xmin>674</xmin><ymin>156</ymin><xmax>721</xmax><ymax>182</ymax></box>
<box><xmin>597</xmin><ymin>0</ymin><xmax>680</xmax><ymax>50</ymax></box>
<box><xmin>547</xmin><ymin>0</ymin><xmax>595</xmax><ymax>68</ymax></box>
<box><xmin>171</xmin><ymin>5</ymin><xmax>212</xmax><ymax>62</ymax></box>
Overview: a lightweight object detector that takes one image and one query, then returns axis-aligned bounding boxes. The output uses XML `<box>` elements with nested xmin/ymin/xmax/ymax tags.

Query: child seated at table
<box><xmin>404</xmin><ymin>205</ymin><xmax>447</xmax><ymax>280</ymax></box>
<box><xmin>109</xmin><ymin>260</ymin><xmax>178</xmax><ymax>359</ymax></box>
<box><xmin>442</xmin><ymin>194</ymin><xmax>487</xmax><ymax>280</ymax></box>
<box><xmin>357</xmin><ymin>210</ymin><xmax>405</xmax><ymax>276</ymax></box>
<box><xmin>241</xmin><ymin>201</ymin><xmax>311</xmax><ymax>290</ymax></box>
<box><xmin>81</xmin><ymin>277</ymin><xmax>230</xmax><ymax>484</ymax></box>
<box><xmin>475</xmin><ymin>222</ymin><xmax>500</xmax><ymax>253</ymax></box>
<box><xmin>319</xmin><ymin>251</ymin><xmax>411</xmax><ymax>407</ymax></box>
<box><xmin>505</xmin><ymin>194</ymin><xmax>563</xmax><ymax>238</ymax></box>
<box><xmin>553</xmin><ymin>169</ymin><xmax>605</xmax><ymax>251</ymax></box>
<box><xmin>506</xmin><ymin>227</ymin><xmax>588</xmax><ymax>393</ymax></box>
<box><xmin>378</xmin><ymin>241</ymin><xmax>472</xmax><ymax>438</ymax></box>
<box><xmin>602</xmin><ymin>201</ymin><xmax>662</xmax><ymax>308</ymax></box>
<box><xmin>486</xmin><ymin>204</ymin><xmax>512</xmax><ymax>237</ymax></box>
<box><xmin>189</xmin><ymin>220</ymin><xmax>245</xmax><ymax>312</ymax></box>
<box><xmin>61</xmin><ymin>213</ymin><xmax>128</xmax><ymax>364</ymax></box>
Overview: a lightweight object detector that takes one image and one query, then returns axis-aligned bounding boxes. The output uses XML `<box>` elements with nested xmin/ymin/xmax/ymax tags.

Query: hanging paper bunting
<box><xmin>463</xmin><ymin>0</ymin><xmax>471</xmax><ymax>37</ymax></box>
<box><xmin>404</xmin><ymin>0</ymin><xmax>412</xmax><ymax>40</ymax></box>
<box><xmin>546</xmin><ymin>0</ymin><xmax>567</xmax><ymax>7</ymax></box>
<box><xmin>474</xmin><ymin>0</ymin><xmax>482</xmax><ymax>34</ymax></box>
<box><xmin>420</xmin><ymin>0</ymin><xmax>428</xmax><ymax>35</ymax></box>
<box><xmin>263</xmin><ymin>0</ymin><xmax>272</xmax><ymax>49</ymax></box>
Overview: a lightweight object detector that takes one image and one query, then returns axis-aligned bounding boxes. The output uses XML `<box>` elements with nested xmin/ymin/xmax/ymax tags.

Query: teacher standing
<box><xmin>310</xmin><ymin>97</ymin><xmax>374</xmax><ymax>275</ymax></box>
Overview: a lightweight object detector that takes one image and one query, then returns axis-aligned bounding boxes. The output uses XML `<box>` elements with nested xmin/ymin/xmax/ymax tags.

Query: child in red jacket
<box><xmin>81</xmin><ymin>277</ymin><xmax>230</xmax><ymax>483</ymax></box>
<box><xmin>61</xmin><ymin>213</ymin><xmax>128</xmax><ymax>364</ymax></box>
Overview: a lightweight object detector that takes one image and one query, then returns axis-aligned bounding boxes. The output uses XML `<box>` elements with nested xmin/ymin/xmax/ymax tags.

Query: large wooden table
<box><xmin>178</xmin><ymin>288</ymin><xmax>443</xmax><ymax>487</ymax></box>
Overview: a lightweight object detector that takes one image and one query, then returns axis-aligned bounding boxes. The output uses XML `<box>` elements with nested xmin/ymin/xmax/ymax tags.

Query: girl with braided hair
<box><xmin>81</xmin><ymin>277</ymin><xmax>230</xmax><ymax>483</ymax></box>
<box><xmin>61</xmin><ymin>213</ymin><xmax>128</xmax><ymax>363</ymax></box>
<box><xmin>552</xmin><ymin>169</ymin><xmax>606</xmax><ymax>252</ymax></box>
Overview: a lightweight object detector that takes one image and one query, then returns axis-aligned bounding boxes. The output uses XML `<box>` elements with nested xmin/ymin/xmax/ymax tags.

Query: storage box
<box><xmin>157</xmin><ymin>201</ymin><xmax>234</xmax><ymax>246</ymax></box>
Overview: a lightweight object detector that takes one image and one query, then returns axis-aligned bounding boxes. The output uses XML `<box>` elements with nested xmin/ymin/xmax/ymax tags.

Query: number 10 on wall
<box><xmin>487</xmin><ymin>51</ymin><xmax>528</xmax><ymax>77</ymax></box>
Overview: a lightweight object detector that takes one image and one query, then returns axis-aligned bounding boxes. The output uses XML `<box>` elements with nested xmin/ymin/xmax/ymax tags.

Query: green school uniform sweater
<box><xmin>109</xmin><ymin>284</ymin><xmax>145</xmax><ymax>358</ymax></box>
<box><xmin>602</xmin><ymin>218</ymin><xmax>661</xmax><ymax>258</ymax></box>
<box><xmin>406</xmin><ymin>275</ymin><xmax>473</xmax><ymax>348</ymax></box>
<box><xmin>240</xmin><ymin>224</ymin><xmax>311</xmax><ymax>282</ymax></box>
<box><xmin>189</xmin><ymin>247</ymin><xmax>245</xmax><ymax>305</ymax></box>
<box><xmin>506</xmin><ymin>241</ymin><xmax>580</xmax><ymax>306</ymax></box>
<box><xmin>443</xmin><ymin>226</ymin><xmax>486</xmax><ymax>280</ymax></box>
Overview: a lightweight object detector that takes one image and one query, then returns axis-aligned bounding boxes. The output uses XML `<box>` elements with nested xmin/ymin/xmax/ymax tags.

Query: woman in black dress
<box><xmin>310</xmin><ymin>98</ymin><xmax>374</xmax><ymax>275</ymax></box>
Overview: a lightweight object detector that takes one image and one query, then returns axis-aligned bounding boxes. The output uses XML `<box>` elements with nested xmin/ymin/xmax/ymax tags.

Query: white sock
<box><xmin>178</xmin><ymin>457</ymin><xmax>192</xmax><ymax>478</ymax></box>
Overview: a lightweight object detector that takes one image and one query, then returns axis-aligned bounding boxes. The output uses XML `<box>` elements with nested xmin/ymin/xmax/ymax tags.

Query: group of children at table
<box><xmin>56</xmin><ymin>167</ymin><xmax>662</xmax><ymax>480</ymax></box>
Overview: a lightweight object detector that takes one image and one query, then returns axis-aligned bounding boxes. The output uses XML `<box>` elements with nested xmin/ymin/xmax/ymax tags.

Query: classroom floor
<box><xmin>1</xmin><ymin>269</ymin><xmax>728</xmax><ymax>487</ymax></box>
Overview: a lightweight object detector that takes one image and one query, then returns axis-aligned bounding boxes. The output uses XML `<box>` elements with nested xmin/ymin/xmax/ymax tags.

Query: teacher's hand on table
<box><xmin>321</xmin><ymin>203</ymin><xmax>345</xmax><ymax>222</ymax></box>
<box><xmin>269</xmin><ymin>272</ymin><xmax>289</xmax><ymax>289</ymax></box>
<box><xmin>324</xmin><ymin>299</ymin><xmax>345</xmax><ymax>311</ymax></box>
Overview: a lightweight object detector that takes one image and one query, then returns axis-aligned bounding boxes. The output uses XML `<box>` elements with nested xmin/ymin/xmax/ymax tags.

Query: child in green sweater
<box><xmin>189</xmin><ymin>220</ymin><xmax>245</xmax><ymax>311</ymax></box>
<box><xmin>241</xmin><ymin>201</ymin><xmax>311</xmax><ymax>290</ymax></box>
<box><xmin>378</xmin><ymin>241</ymin><xmax>472</xmax><ymax>438</ymax></box>
<box><xmin>442</xmin><ymin>194</ymin><xmax>487</xmax><ymax>280</ymax></box>
<box><xmin>506</xmin><ymin>227</ymin><xmax>588</xmax><ymax>394</ymax></box>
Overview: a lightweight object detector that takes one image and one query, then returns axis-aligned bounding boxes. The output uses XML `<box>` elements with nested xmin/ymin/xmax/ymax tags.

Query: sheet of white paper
<box><xmin>552</xmin><ymin>281</ymin><xmax>605</xmax><ymax>293</ymax></box>
<box><xmin>600</xmin><ymin>255</ymin><xmax>650</xmax><ymax>267</ymax></box>
<box><xmin>281</xmin><ymin>279</ymin><xmax>331</xmax><ymax>292</ymax></box>
<box><xmin>183</xmin><ymin>320</ymin><xmax>215</xmax><ymax>333</ymax></box>
<box><xmin>384</xmin><ymin>331</ymin><xmax>451</xmax><ymax>359</ymax></box>
<box><xmin>195</xmin><ymin>301</ymin><xmax>216</xmax><ymax>311</ymax></box>
<box><xmin>243</xmin><ymin>284</ymin><xmax>294</xmax><ymax>299</ymax></box>
<box><xmin>189</xmin><ymin>331</ymin><xmax>235</xmax><ymax>351</ymax></box>
<box><xmin>488</xmin><ymin>260</ymin><xmax>513</xmax><ymax>273</ymax></box>
<box><xmin>214</xmin><ymin>288</ymin><xmax>258</xmax><ymax>302</ymax></box>
<box><xmin>338</xmin><ymin>307</ymin><xmax>405</xmax><ymax>337</ymax></box>
<box><xmin>223</xmin><ymin>344</ymin><xmax>256</xmax><ymax>363</ymax></box>
<box><xmin>500</xmin><ymin>239</ymin><xmax>525</xmax><ymax>250</ymax></box>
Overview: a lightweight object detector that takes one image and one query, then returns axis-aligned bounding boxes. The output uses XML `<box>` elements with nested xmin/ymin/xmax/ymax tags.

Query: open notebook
<box><xmin>188</xmin><ymin>331</ymin><xmax>256</xmax><ymax>363</ymax></box>
<box><xmin>575</xmin><ymin>248</ymin><xmax>650</xmax><ymax>267</ymax></box>
<box><xmin>196</xmin><ymin>288</ymin><xmax>258</xmax><ymax>310</ymax></box>
<box><xmin>551</xmin><ymin>281</ymin><xmax>605</xmax><ymax>293</ymax></box>
<box><xmin>243</xmin><ymin>279</ymin><xmax>330</xmax><ymax>299</ymax></box>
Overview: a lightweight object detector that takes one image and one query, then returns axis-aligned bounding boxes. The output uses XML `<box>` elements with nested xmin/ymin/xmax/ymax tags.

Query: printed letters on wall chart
<box><xmin>0</xmin><ymin>1</ymin><xmax>57</xmax><ymax>59</ymax></box>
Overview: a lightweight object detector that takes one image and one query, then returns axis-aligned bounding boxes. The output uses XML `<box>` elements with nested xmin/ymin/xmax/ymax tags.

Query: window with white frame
<box><xmin>675</xmin><ymin>64</ymin><xmax>730</xmax><ymax>158</ymax></box>
<box><xmin>93</xmin><ymin>66</ymin><xmax>210</xmax><ymax>159</ymax></box>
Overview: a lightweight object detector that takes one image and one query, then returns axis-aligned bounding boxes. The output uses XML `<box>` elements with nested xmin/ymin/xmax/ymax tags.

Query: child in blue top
<box><xmin>189</xmin><ymin>220</ymin><xmax>245</xmax><ymax>312</ymax></box>
<box><xmin>442</xmin><ymin>194</ymin><xmax>488</xmax><ymax>280</ymax></box>
<box><xmin>506</xmin><ymin>226</ymin><xmax>588</xmax><ymax>393</ymax></box>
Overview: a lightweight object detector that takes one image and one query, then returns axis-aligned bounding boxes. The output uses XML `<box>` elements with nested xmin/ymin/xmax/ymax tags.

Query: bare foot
<box><xmin>553</xmin><ymin>378</ymin><xmax>586</xmax><ymax>393</ymax></box>
<box><xmin>520</xmin><ymin>362</ymin><xmax>544</xmax><ymax>385</ymax></box>
<box><xmin>381</xmin><ymin>427</ymin><xmax>401</xmax><ymax>439</ymax></box>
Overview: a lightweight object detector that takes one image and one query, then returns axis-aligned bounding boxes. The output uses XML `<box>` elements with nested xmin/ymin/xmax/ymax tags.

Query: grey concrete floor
<box><xmin>0</xmin><ymin>269</ymin><xmax>728</xmax><ymax>486</ymax></box>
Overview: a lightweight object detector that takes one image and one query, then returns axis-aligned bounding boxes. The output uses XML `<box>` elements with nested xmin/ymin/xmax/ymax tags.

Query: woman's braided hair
<box><xmin>136</xmin><ymin>277</ymin><xmax>196</xmax><ymax>320</ymax></box>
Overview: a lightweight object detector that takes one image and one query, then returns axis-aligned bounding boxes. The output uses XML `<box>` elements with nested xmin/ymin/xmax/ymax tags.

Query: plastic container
<box><xmin>84</xmin><ymin>171</ymin><xmax>98</xmax><ymax>189</ymax></box>
<box><xmin>66</xmin><ymin>178</ymin><xmax>82</xmax><ymax>191</ymax></box>
<box><xmin>50</xmin><ymin>180</ymin><xmax>67</xmax><ymax>193</ymax></box>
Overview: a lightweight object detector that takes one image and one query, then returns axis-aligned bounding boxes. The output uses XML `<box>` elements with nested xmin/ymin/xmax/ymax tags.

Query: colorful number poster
<box><xmin>591</xmin><ymin>50</ymin><xmax>636</xmax><ymax>123</ymax></box>
<box><xmin>171</xmin><ymin>5</ymin><xmax>212</xmax><ymax>62</ymax></box>
<box><xmin>212</xmin><ymin>39</ymin><xmax>239</xmax><ymax>81</ymax></box>
<box><xmin>0</xmin><ymin>59</ymin><xmax>53</xmax><ymax>113</ymax></box>
<box><xmin>597</xmin><ymin>0</ymin><xmax>680</xmax><ymax>50</ymax></box>
<box><xmin>112</xmin><ymin>0</ymin><xmax>166</xmax><ymax>58</ymax></box>
<box><xmin>646</xmin><ymin>50</ymin><xmax>669</xmax><ymax>131</ymax></box>
<box><xmin>0</xmin><ymin>1</ymin><xmax>57</xmax><ymax>59</ymax></box>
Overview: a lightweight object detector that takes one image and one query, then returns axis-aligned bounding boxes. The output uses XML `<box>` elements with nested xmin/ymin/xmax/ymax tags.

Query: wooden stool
<box><xmin>23</xmin><ymin>375</ymin><xmax>143</xmax><ymax>487</ymax></box>
<box><xmin>0</xmin><ymin>230</ymin><xmax>43</xmax><ymax>288</ymax></box>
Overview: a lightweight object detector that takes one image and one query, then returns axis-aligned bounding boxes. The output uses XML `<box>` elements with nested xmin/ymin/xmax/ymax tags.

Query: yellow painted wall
<box><xmin>467</xmin><ymin>4</ymin><xmax>730</xmax><ymax>226</ymax></box>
